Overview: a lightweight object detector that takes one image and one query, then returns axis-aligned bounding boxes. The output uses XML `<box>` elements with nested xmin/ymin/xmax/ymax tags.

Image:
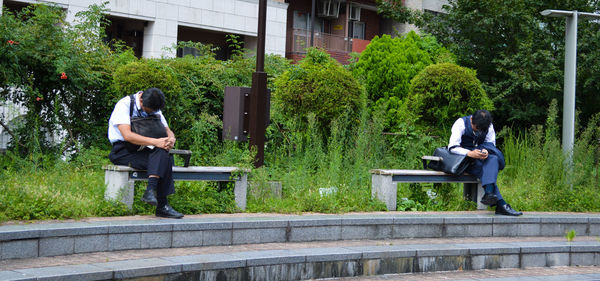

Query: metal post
<box><xmin>311</xmin><ymin>0</ymin><xmax>316</xmax><ymax>46</ymax></box>
<box><xmin>249</xmin><ymin>0</ymin><xmax>268</xmax><ymax>167</ymax></box>
<box><xmin>563</xmin><ymin>11</ymin><xmax>577</xmax><ymax>157</ymax></box>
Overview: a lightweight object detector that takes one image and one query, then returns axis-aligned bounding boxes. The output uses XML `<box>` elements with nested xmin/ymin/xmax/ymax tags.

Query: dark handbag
<box><xmin>427</xmin><ymin>146</ymin><xmax>473</xmax><ymax>175</ymax></box>
<box><xmin>125</xmin><ymin>94</ymin><xmax>167</xmax><ymax>151</ymax></box>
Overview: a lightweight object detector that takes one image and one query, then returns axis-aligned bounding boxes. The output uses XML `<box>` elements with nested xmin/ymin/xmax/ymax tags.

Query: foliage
<box><xmin>273</xmin><ymin>48</ymin><xmax>364</xmax><ymax>133</ymax></box>
<box><xmin>566</xmin><ymin>229</ymin><xmax>576</xmax><ymax>242</ymax></box>
<box><xmin>0</xmin><ymin>3</ymin><xmax>120</xmax><ymax>153</ymax></box>
<box><xmin>407</xmin><ymin>63</ymin><xmax>494</xmax><ymax>129</ymax></box>
<box><xmin>498</xmin><ymin>101</ymin><xmax>600</xmax><ymax>212</ymax></box>
<box><xmin>352</xmin><ymin>32</ymin><xmax>454</xmax><ymax>130</ymax></box>
<box><xmin>396</xmin><ymin>0</ymin><xmax>600</xmax><ymax>128</ymax></box>
<box><xmin>110</xmin><ymin>46</ymin><xmax>290</xmax><ymax>149</ymax></box>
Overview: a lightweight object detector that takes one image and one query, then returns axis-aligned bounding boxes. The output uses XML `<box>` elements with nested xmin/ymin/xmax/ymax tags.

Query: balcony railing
<box><xmin>292</xmin><ymin>28</ymin><xmax>352</xmax><ymax>53</ymax></box>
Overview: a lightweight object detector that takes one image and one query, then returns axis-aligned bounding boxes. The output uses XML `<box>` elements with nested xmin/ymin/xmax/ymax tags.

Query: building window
<box><xmin>293</xmin><ymin>11</ymin><xmax>324</xmax><ymax>32</ymax></box>
<box><xmin>350</xmin><ymin>21</ymin><xmax>365</xmax><ymax>39</ymax></box>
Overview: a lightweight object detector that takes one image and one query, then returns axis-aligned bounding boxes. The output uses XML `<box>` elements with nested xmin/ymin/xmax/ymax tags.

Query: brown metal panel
<box><xmin>223</xmin><ymin>87</ymin><xmax>248</xmax><ymax>141</ymax></box>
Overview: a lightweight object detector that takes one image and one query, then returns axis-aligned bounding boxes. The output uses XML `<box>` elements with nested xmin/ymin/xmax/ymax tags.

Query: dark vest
<box><xmin>459</xmin><ymin>115</ymin><xmax>488</xmax><ymax>150</ymax></box>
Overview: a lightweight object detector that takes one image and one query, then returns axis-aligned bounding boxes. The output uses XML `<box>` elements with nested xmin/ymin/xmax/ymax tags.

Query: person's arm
<box><xmin>448</xmin><ymin>119</ymin><xmax>470</xmax><ymax>155</ymax></box>
<box><xmin>117</xmin><ymin>124</ymin><xmax>171</xmax><ymax>150</ymax></box>
<box><xmin>484</xmin><ymin>124</ymin><xmax>496</xmax><ymax>146</ymax></box>
<box><xmin>166</xmin><ymin>127</ymin><xmax>176</xmax><ymax>150</ymax></box>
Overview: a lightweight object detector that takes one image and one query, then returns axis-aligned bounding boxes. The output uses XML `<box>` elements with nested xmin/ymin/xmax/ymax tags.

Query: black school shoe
<box><xmin>495</xmin><ymin>203</ymin><xmax>523</xmax><ymax>216</ymax></box>
<box><xmin>141</xmin><ymin>188</ymin><xmax>157</xmax><ymax>206</ymax></box>
<box><xmin>480</xmin><ymin>193</ymin><xmax>498</xmax><ymax>206</ymax></box>
<box><xmin>156</xmin><ymin>205</ymin><xmax>184</xmax><ymax>219</ymax></box>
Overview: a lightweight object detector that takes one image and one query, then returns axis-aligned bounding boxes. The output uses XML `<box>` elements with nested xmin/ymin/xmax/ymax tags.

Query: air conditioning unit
<box><xmin>349</xmin><ymin>4</ymin><xmax>361</xmax><ymax>21</ymax></box>
<box><xmin>317</xmin><ymin>0</ymin><xmax>341</xmax><ymax>19</ymax></box>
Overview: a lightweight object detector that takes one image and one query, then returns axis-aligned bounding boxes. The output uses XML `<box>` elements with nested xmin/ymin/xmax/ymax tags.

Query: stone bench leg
<box><xmin>234</xmin><ymin>173</ymin><xmax>248</xmax><ymax>211</ymax></box>
<box><xmin>464</xmin><ymin>182</ymin><xmax>486</xmax><ymax>210</ymax></box>
<box><xmin>371</xmin><ymin>174</ymin><xmax>397</xmax><ymax>211</ymax></box>
<box><xmin>104</xmin><ymin>170</ymin><xmax>134</xmax><ymax>209</ymax></box>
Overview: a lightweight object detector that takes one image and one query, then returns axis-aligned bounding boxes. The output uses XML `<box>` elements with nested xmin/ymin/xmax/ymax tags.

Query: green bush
<box><xmin>273</xmin><ymin>48</ymin><xmax>364</xmax><ymax>132</ymax></box>
<box><xmin>352</xmin><ymin>31</ymin><xmax>453</xmax><ymax>130</ymax></box>
<box><xmin>406</xmin><ymin>63</ymin><xmax>494</xmax><ymax>129</ymax></box>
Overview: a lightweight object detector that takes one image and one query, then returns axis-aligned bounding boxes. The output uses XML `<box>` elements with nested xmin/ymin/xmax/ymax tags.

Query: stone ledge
<box><xmin>1</xmin><ymin>214</ymin><xmax>600</xmax><ymax>261</ymax></box>
<box><xmin>2</xmin><ymin>241</ymin><xmax>600</xmax><ymax>281</ymax></box>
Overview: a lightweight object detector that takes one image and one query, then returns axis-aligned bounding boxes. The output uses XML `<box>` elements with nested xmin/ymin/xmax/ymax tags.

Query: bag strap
<box><xmin>448</xmin><ymin>145</ymin><xmax>459</xmax><ymax>151</ymax></box>
<box><xmin>129</xmin><ymin>94</ymin><xmax>135</xmax><ymax>118</ymax></box>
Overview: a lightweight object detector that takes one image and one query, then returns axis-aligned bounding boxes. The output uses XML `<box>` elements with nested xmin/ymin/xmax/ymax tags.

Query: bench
<box><xmin>371</xmin><ymin>164</ymin><xmax>485</xmax><ymax>211</ymax></box>
<box><xmin>103</xmin><ymin>165</ymin><xmax>249</xmax><ymax>210</ymax></box>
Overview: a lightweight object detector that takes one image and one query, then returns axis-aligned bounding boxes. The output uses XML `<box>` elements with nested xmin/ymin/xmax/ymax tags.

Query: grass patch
<box><xmin>0</xmin><ymin>103</ymin><xmax>598</xmax><ymax>222</ymax></box>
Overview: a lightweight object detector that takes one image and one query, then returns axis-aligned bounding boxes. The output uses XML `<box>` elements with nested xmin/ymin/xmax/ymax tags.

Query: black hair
<box><xmin>141</xmin><ymin>88</ymin><xmax>165</xmax><ymax>111</ymax></box>
<box><xmin>472</xmin><ymin>110</ymin><xmax>492</xmax><ymax>132</ymax></box>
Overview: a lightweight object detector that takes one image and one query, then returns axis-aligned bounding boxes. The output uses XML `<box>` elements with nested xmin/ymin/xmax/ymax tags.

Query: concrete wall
<box><xmin>1</xmin><ymin>0</ymin><xmax>288</xmax><ymax>57</ymax></box>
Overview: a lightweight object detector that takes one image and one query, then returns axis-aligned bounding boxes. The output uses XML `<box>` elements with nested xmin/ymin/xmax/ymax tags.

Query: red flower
<box><xmin>7</xmin><ymin>40</ymin><xmax>14</xmax><ymax>45</ymax></box>
<box><xmin>36</xmin><ymin>97</ymin><xmax>42</xmax><ymax>101</ymax></box>
<box><xmin>60</xmin><ymin>72</ymin><xmax>67</xmax><ymax>80</ymax></box>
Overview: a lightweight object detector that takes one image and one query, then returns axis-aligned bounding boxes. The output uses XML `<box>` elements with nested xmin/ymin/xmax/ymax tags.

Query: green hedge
<box><xmin>273</xmin><ymin>48</ymin><xmax>364</xmax><ymax>132</ymax></box>
<box><xmin>407</xmin><ymin>63</ymin><xmax>494</xmax><ymax>129</ymax></box>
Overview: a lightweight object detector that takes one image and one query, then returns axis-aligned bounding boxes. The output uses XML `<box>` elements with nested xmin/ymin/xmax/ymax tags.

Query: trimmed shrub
<box><xmin>406</xmin><ymin>63</ymin><xmax>494</xmax><ymax>129</ymax></box>
<box><xmin>352</xmin><ymin>31</ymin><xmax>454</xmax><ymax>130</ymax></box>
<box><xmin>273</xmin><ymin>48</ymin><xmax>364</xmax><ymax>132</ymax></box>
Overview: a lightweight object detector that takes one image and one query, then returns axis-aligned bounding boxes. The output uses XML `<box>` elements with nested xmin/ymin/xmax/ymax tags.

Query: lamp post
<box><xmin>249</xmin><ymin>0</ymin><xmax>268</xmax><ymax>167</ymax></box>
<box><xmin>540</xmin><ymin>10</ymin><xmax>600</xmax><ymax>158</ymax></box>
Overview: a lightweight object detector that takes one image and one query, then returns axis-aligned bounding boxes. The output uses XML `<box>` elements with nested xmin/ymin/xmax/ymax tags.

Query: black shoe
<box><xmin>480</xmin><ymin>193</ymin><xmax>498</xmax><ymax>206</ymax></box>
<box><xmin>141</xmin><ymin>188</ymin><xmax>157</xmax><ymax>206</ymax></box>
<box><xmin>495</xmin><ymin>203</ymin><xmax>523</xmax><ymax>216</ymax></box>
<box><xmin>156</xmin><ymin>205</ymin><xmax>184</xmax><ymax>219</ymax></box>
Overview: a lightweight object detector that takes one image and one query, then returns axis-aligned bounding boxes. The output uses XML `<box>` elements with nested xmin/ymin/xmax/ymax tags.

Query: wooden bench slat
<box><xmin>370</xmin><ymin>169</ymin><xmax>458</xmax><ymax>176</ymax></box>
<box><xmin>104</xmin><ymin>165</ymin><xmax>249</xmax><ymax>173</ymax></box>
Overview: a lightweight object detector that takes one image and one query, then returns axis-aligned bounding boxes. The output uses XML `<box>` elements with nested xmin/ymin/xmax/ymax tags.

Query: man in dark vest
<box><xmin>107</xmin><ymin>88</ymin><xmax>184</xmax><ymax>219</ymax></box>
<box><xmin>449</xmin><ymin>110</ymin><xmax>522</xmax><ymax>216</ymax></box>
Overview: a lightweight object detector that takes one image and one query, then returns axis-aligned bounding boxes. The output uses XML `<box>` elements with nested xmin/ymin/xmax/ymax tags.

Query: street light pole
<box><xmin>540</xmin><ymin>10</ymin><xmax>600</xmax><ymax>157</ymax></box>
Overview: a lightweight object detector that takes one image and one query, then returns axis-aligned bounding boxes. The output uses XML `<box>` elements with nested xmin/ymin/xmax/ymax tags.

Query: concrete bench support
<box><xmin>104</xmin><ymin>165</ymin><xmax>249</xmax><ymax>210</ymax></box>
<box><xmin>370</xmin><ymin>169</ymin><xmax>484</xmax><ymax>211</ymax></box>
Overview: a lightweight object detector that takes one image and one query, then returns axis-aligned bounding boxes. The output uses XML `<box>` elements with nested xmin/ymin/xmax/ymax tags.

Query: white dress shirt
<box><xmin>108</xmin><ymin>92</ymin><xmax>168</xmax><ymax>144</ymax></box>
<box><xmin>448</xmin><ymin>117</ymin><xmax>496</xmax><ymax>155</ymax></box>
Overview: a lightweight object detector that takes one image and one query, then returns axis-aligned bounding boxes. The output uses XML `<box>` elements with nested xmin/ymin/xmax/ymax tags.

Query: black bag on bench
<box><xmin>427</xmin><ymin>146</ymin><xmax>472</xmax><ymax>175</ymax></box>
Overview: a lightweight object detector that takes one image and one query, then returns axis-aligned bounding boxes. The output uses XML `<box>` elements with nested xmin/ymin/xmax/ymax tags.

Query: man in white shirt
<box><xmin>449</xmin><ymin>110</ymin><xmax>522</xmax><ymax>216</ymax></box>
<box><xmin>108</xmin><ymin>88</ymin><xmax>183</xmax><ymax>219</ymax></box>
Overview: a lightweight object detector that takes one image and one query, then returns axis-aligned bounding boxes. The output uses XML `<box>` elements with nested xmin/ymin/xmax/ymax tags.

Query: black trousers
<box><xmin>109</xmin><ymin>141</ymin><xmax>175</xmax><ymax>197</ymax></box>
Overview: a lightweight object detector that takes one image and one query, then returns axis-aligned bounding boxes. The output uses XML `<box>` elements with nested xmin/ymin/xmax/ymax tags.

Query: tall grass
<box><xmin>498</xmin><ymin>101</ymin><xmax>600</xmax><ymax>211</ymax></box>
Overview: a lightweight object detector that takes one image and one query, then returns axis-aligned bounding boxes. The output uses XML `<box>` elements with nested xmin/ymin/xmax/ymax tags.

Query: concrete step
<box><xmin>327</xmin><ymin>266</ymin><xmax>600</xmax><ymax>281</ymax></box>
<box><xmin>1</xmin><ymin>212</ymin><xmax>599</xmax><ymax>261</ymax></box>
<box><xmin>1</xmin><ymin>236</ymin><xmax>599</xmax><ymax>280</ymax></box>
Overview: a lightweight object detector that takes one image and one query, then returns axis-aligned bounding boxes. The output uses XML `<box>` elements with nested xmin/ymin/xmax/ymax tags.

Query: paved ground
<box><xmin>323</xmin><ymin>266</ymin><xmax>600</xmax><ymax>280</ymax></box>
<box><xmin>4</xmin><ymin>210</ymin><xmax>597</xmax><ymax>225</ymax></box>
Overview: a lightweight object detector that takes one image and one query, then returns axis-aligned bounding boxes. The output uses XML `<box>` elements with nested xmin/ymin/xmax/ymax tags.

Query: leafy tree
<box><xmin>0</xmin><ymin>3</ymin><xmax>119</xmax><ymax>153</ymax></box>
<box><xmin>407</xmin><ymin>63</ymin><xmax>494</xmax><ymax>129</ymax></box>
<box><xmin>379</xmin><ymin>0</ymin><xmax>600</xmax><ymax>128</ymax></box>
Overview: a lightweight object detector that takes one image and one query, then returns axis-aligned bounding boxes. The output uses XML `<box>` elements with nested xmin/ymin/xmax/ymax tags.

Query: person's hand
<box><xmin>154</xmin><ymin>137</ymin><xmax>171</xmax><ymax>151</ymax></box>
<box><xmin>467</xmin><ymin>149</ymin><xmax>488</xmax><ymax>159</ymax></box>
<box><xmin>166</xmin><ymin>137</ymin><xmax>176</xmax><ymax>150</ymax></box>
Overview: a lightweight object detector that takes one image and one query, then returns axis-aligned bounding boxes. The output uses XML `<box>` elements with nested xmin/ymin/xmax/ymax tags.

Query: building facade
<box><xmin>284</xmin><ymin>0</ymin><xmax>447</xmax><ymax>64</ymax></box>
<box><xmin>1</xmin><ymin>0</ymin><xmax>289</xmax><ymax>58</ymax></box>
